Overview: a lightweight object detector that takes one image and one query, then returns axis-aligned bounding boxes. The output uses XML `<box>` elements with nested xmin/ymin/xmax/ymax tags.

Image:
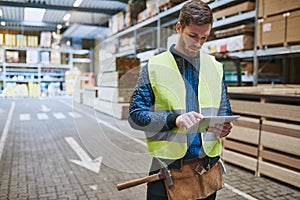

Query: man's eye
<box><xmin>189</xmin><ymin>35</ymin><xmax>196</xmax><ymax>38</ymax></box>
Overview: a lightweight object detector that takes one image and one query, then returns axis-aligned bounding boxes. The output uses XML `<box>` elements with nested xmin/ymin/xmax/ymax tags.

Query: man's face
<box><xmin>175</xmin><ymin>21</ymin><xmax>211</xmax><ymax>57</ymax></box>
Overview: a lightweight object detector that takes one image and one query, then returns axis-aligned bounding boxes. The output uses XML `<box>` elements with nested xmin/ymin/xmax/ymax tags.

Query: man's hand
<box><xmin>175</xmin><ymin>111</ymin><xmax>204</xmax><ymax>129</ymax></box>
<box><xmin>206</xmin><ymin>122</ymin><xmax>233</xmax><ymax>138</ymax></box>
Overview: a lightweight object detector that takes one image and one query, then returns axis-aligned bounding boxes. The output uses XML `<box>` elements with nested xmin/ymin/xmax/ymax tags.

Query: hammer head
<box><xmin>161</xmin><ymin>167</ymin><xmax>173</xmax><ymax>187</ymax></box>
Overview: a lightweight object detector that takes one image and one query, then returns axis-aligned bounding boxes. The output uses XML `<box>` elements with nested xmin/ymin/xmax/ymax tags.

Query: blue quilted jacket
<box><xmin>128</xmin><ymin>45</ymin><xmax>232</xmax><ymax>158</ymax></box>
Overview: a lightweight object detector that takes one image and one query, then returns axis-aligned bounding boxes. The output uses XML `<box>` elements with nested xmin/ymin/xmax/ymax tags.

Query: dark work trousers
<box><xmin>147</xmin><ymin>179</ymin><xmax>217</xmax><ymax>200</ymax></box>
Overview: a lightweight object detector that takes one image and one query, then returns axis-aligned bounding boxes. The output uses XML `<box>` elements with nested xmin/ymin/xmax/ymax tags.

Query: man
<box><xmin>128</xmin><ymin>0</ymin><xmax>233</xmax><ymax>199</ymax></box>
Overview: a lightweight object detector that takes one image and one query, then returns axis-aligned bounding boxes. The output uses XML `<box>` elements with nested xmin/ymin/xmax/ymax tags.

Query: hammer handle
<box><xmin>117</xmin><ymin>173</ymin><xmax>162</xmax><ymax>191</ymax></box>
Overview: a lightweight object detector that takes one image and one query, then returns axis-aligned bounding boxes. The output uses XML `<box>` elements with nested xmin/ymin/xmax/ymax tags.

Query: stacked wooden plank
<box><xmin>222</xmin><ymin>117</ymin><xmax>260</xmax><ymax>172</ymax></box>
<box><xmin>223</xmin><ymin>85</ymin><xmax>300</xmax><ymax>187</ymax></box>
<box><xmin>95</xmin><ymin>57</ymin><xmax>140</xmax><ymax>119</ymax></box>
<box><xmin>82</xmin><ymin>88</ymin><xmax>97</xmax><ymax>107</ymax></box>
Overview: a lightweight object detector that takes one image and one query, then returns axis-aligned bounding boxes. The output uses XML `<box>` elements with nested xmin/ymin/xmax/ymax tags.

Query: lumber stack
<box><xmin>223</xmin><ymin>85</ymin><xmax>300</xmax><ymax>187</ymax></box>
<box><xmin>82</xmin><ymin>88</ymin><xmax>97</xmax><ymax>107</ymax></box>
<box><xmin>95</xmin><ymin>57</ymin><xmax>140</xmax><ymax>119</ymax></box>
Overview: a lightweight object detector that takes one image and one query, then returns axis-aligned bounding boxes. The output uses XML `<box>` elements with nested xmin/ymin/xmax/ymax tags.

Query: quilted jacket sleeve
<box><xmin>128</xmin><ymin>64</ymin><xmax>176</xmax><ymax>132</ymax></box>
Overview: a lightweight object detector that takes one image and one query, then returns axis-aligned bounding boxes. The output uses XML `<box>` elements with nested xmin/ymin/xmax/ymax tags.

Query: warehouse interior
<box><xmin>0</xmin><ymin>0</ymin><xmax>299</xmax><ymax>199</ymax></box>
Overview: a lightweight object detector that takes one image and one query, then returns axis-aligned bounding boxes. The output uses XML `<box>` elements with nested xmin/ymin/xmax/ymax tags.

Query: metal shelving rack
<box><xmin>103</xmin><ymin>0</ymin><xmax>299</xmax><ymax>85</ymax></box>
<box><xmin>0</xmin><ymin>46</ymin><xmax>91</xmax><ymax>92</ymax></box>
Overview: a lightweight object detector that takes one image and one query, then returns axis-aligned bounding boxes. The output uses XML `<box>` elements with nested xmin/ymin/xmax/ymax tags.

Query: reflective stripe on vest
<box><xmin>147</xmin><ymin>51</ymin><xmax>223</xmax><ymax>159</ymax></box>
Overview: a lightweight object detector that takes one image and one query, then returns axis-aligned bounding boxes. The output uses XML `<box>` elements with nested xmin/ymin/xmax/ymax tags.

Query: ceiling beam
<box><xmin>0</xmin><ymin>17</ymin><xmax>108</xmax><ymax>29</ymax></box>
<box><xmin>105</xmin><ymin>0</ymin><xmax>129</xmax><ymax>3</ymax></box>
<box><xmin>0</xmin><ymin>25</ymin><xmax>56</xmax><ymax>32</ymax></box>
<box><xmin>0</xmin><ymin>1</ymin><xmax>124</xmax><ymax>15</ymax></box>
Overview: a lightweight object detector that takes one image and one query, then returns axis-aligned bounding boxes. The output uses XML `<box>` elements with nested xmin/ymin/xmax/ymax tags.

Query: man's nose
<box><xmin>194</xmin><ymin>39</ymin><xmax>202</xmax><ymax>47</ymax></box>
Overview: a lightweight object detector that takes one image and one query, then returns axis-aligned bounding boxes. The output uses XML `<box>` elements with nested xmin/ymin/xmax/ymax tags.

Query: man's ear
<box><xmin>175</xmin><ymin>22</ymin><xmax>182</xmax><ymax>33</ymax></box>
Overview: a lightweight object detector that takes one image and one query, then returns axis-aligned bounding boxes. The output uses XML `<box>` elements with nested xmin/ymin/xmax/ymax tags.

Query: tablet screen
<box><xmin>186</xmin><ymin>115</ymin><xmax>240</xmax><ymax>133</ymax></box>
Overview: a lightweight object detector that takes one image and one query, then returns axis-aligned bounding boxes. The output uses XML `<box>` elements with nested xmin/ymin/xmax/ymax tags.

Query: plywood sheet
<box><xmin>259</xmin><ymin>161</ymin><xmax>300</xmax><ymax>187</ymax></box>
<box><xmin>222</xmin><ymin>150</ymin><xmax>257</xmax><ymax>171</ymax></box>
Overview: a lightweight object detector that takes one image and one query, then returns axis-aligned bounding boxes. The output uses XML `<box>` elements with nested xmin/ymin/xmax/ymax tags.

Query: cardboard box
<box><xmin>6</xmin><ymin>51</ymin><xmax>19</xmax><ymax>63</ymax></box>
<box><xmin>16</xmin><ymin>34</ymin><xmax>27</xmax><ymax>47</ymax></box>
<box><xmin>27</xmin><ymin>36</ymin><xmax>39</xmax><ymax>47</ymax></box>
<box><xmin>213</xmin><ymin>1</ymin><xmax>255</xmax><ymax>20</ymax></box>
<box><xmin>158</xmin><ymin>0</ymin><xmax>184</xmax><ymax>7</ymax></box>
<box><xmin>0</xmin><ymin>33</ymin><xmax>3</xmax><ymax>45</ymax></box>
<box><xmin>129</xmin><ymin>0</ymin><xmax>146</xmax><ymax>25</ymax></box>
<box><xmin>287</xmin><ymin>10</ymin><xmax>300</xmax><ymax>43</ymax></box>
<box><xmin>26</xmin><ymin>50</ymin><xmax>39</xmax><ymax>64</ymax></box>
<box><xmin>214</xmin><ymin>25</ymin><xmax>254</xmax><ymax>38</ymax></box>
<box><xmin>257</xmin><ymin>14</ymin><xmax>286</xmax><ymax>47</ymax></box>
<box><xmin>5</xmin><ymin>34</ymin><xmax>16</xmax><ymax>46</ymax></box>
<box><xmin>50</xmin><ymin>51</ymin><xmax>61</xmax><ymax>64</ymax></box>
<box><xmin>260</xmin><ymin>0</ymin><xmax>300</xmax><ymax>17</ymax></box>
<box><xmin>203</xmin><ymin>34</ymin><xmax>254</xmax><ymax>53</ymax></box>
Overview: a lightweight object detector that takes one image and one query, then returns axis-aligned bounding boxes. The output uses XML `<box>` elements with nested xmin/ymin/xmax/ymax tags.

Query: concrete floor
<box><xmin>0</xmin><ymin>97</ymin><xmax>299</xmax><ymax>200</ymax></box>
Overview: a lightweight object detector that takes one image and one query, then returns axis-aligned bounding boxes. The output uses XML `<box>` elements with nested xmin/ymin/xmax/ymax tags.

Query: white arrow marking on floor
<box><xmin>40</xmin><ymin>104</ymin><xmax>51</xmax><ymax>112</ymax></box>
<box><xmin>68</xmin><ymin>112</ymin><xmax>82</xmax><ymax>118</ymax></box>
<box><xmin>0</xmin><ymin>102</ymin><xmax>15</xmax><ymax>161</ymax></box>
<box><xmin>65</xmin><ymin>137</ymin><xmax>102</xmax><ymax>174</ymax></box>
<box><xmin>20</xmin><ymin>113</ymin><xmax>30</xmax><ymax>121</ymax></box>
<box><xmin>37</xmin><ymin>113</ymin><xmax>49</xmax><ymax>120</ymax></box>
<box><xmin>89</xmin><ymin>185</ymin><xmax>98</xmax><ymax>191</ymax></box>
<box><xmin>53</xmin><ymin>112</ymin><xmax>66</xmax><ymax>119</ymax></box>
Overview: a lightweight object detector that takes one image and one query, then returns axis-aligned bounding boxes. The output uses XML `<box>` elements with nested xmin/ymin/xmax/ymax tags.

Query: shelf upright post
<box><xmin>90</xmin><ymin>41</ymin><xmax>95</xmax><ymax>73</ymax></box>
<box><xmin>3</xmin><ymin>61</ymin><xmax>6</xmax><ymax>89</ymax></box>
<box><xmin>253</xmin><ymin>0</ymin><xmax>259</xmax><ymax>86</ymax></box>
<box><xmin>2</xmin><ymin>47</ymin><xmax>7</xmax><ymax>89</ymax></box>
<box><xmin>157</xmin><ymin>17</ymin><xmax>161</xmax><ymax>50</ymax></box>
<box><xmin>69</xmin><ymin>51</ymin><xmax>74</xmax><ymax>69</ymax></box>
<box><xmin>134</xmin><ymin>28</ymin><xmax>137</xmax><ymax>57</ymax></box>
<box><xmin>38</xmin><ymin>63</ymin><xmax>41</xmax><ymax>87</ymax></box>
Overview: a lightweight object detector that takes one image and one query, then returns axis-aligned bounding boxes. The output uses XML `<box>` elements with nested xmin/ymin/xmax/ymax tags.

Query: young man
<box><xmin>129</xmin><ymin>1</ymin><xmax>233</xmax><ymax>199</ymax></box>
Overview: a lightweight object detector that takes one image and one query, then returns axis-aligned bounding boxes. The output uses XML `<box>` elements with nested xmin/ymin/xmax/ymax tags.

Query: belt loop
<box><xmin>207</xmin><ymin>157</ymin><xmax>211</xmax><ymax>170</ymax></box>
<box><xmin>180</xmin><ymin>159</ymin><xmax>183</xmax><ymax>170</ymax></box>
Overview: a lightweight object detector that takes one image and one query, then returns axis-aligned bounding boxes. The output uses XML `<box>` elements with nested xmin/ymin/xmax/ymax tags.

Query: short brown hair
<box><xmin>178</xmin><ymin>0</ymin><xmax>213</xmax><ymax>29</ymax></box>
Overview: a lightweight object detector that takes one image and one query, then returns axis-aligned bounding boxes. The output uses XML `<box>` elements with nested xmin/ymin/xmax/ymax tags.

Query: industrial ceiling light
<box><xmin>63</xmin><ymin>13</ymin><xmax>71</xmax><ymax>21</ymax></box>
<box><xmin>24</xmin><ymin>7</ymin><xmax>46</xmax><ymax>22</ymax></box>
<box><xmin>73</xmin><ymin>0</ymin><xmax>83</xmax><ymax>7</ymax></box>
<box><xmin>57</xmin><ymin>24</ymin><xmax>62</xmax><ymax>29</ymax></box>
<box><xmin>1</xmin><ymin>21</ymin><xmax>6</xmax><ymax>26</ymax></box>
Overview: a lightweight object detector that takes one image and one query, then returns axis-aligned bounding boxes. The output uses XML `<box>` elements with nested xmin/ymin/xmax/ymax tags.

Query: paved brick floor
<box><xmin>0</xmin><ymin>98</ymin><xmax>299</xmax><ymax>200</ymax></box>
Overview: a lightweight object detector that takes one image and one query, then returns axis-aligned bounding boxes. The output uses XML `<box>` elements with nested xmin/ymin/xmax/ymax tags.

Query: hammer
<box><xmin>116</xmin><ymin>166</ymin><xmax>173</xmax><ymax>191</ymax></box>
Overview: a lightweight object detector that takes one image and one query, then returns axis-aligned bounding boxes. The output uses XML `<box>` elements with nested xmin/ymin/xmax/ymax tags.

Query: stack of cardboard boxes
<box><xmin>257</xmin><ymin>0</ymin><xmax>300</xmax><ymax>48</ymax></box>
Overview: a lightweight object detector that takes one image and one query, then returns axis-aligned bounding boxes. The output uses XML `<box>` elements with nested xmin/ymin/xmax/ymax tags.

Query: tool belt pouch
<box><xmin>164</xmin><ymin>161</ymin><xmax>224</xmax><ymax>200</ymax></box>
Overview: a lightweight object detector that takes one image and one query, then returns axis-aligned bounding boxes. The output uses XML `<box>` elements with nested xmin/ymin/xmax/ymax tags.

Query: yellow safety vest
<box><xmin>147</xmin><ymin>51</ymin><xmax>223</xmax><ymax>159</ymax></box>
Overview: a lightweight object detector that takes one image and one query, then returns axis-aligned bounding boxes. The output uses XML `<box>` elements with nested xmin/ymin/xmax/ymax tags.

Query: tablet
<box><xmin>186</xmin><ymin>115</ymin><xmax>240</xmax><ymax>133</ymax></box>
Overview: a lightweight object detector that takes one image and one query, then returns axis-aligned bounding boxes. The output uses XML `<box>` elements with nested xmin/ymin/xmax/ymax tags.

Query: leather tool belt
<box><xmin>164</xmin><ymin>157</ymin><xmax>224</xmax><ymax>200</ymax></box>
